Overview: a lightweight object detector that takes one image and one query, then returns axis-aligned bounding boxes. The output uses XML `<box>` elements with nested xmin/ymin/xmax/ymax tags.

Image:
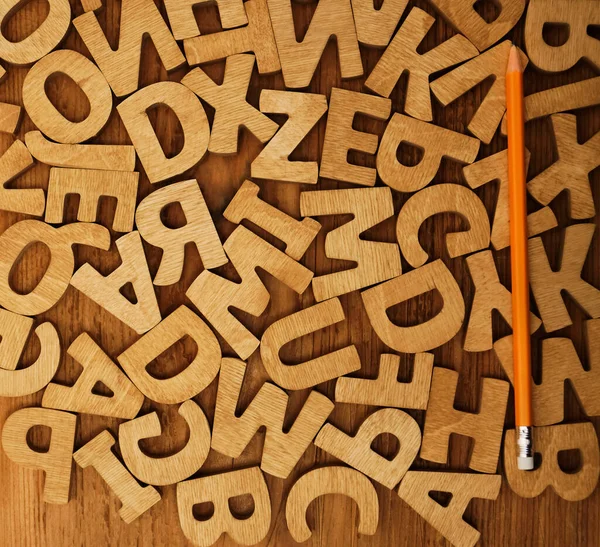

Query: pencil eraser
<box><xmin>518</xmin><ymin>456</ymin><xmax>534</xmax><ymax>471</ymax></box>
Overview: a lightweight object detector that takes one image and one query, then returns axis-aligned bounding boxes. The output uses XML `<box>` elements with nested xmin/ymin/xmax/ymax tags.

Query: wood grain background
<box><xmin>0</xmin><ymin>0</ymin><xmax>598</xmax><ymax>545</ymax></box>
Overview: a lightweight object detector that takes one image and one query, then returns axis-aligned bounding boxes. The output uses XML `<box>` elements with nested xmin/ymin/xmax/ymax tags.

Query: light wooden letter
<box><xmin>120</xmin><ymin>400</ymin><xmax>211</xmax><ymax>485</ymax></box>
<box><xmin>427</xmin><ymin>0</ymin><xmax>525</xmax><ymax>51</ymax></box>
<box><xmin>320</xmin><ymin>88</ymin><xmax>391</xmax><ymax>186</ymax></box>
<box><xmin>504</xmin><ymin>423</ymin><xmax>599</xmax><ymax>501</ymax></box>
<box><xmin>186</xmin><ymin>226</ymin><xmax>313</xmax><ymax>360</ymax></box>
<box><xmin>366</xmin><ymin>7</ymin><xmax>478</xmax><ymax>120</ymax></box>
<box><xmin>286</xmin><ymin>466</ymin><xmax>379</xmax><ymax>542</ymax></box>
<box><xmin>463</xmin><ymin>149</ymin><xmax>557</xmax><ymax>250</ymax></box>
<box><xmin>377</xmin><ymin>114</ymin><xmax>479</xmax><ymax>192</ymax></box>
<box><xmin>0</xmin><ymin>140</ymin><xmax>44</xmax><ymax>216</ymax></box>
<box><xmin>421</xmin><ymin>367</ymin><xmax>509</xmax><ymax>473</ymax></box>
<box><xmin>0</xmin><ymin>221</ymin><xmax>110</xmax><ymax>316</ymax></box>
<box><xmin>177</xmin><ymin>467</ymin><xmax>271</xmax><ymax>547</ymax></box>
<box><xmin>362</xmin><ymin>261</ymin><xmax>464</xmax><ymax>353</ymax></box>
<box><xmin>528</xmin><ymin>114</ymin><xmax>599</xmax><ymax>220</ymax></box>
<box><xmin>73</xmin><ymin>431</ymin><xmax>161</xmax><ymax>523</ymax></box>
<box><xmin>300</xmin><ymin>187</ymin><xmax>401</xmax><ymax>300</ymax></box>
<box><xmin>0</xmin><ymin>0</ymin><xmax>70</xmax><ymax>64</ymax></box>
<box><xmin>260</xmin><ymin>298</ymin><xmax>362</xmax><ymax>390</ymax></box>
<box><xmin>71</xmin><ymin>231</ymin><xmax>160</xmax><ymax>334</ymax></box>
<box><xmin>529</xmin><ymin>223</ymin><xmax>600</xmax><ymax>332</ymax></box>
<box><xmin>224</xmin><ymin>180</ymin><xmax>320</xmax><ymax>261</ymax></box>
<box><xmin>164</xmin><ymin>0</ymin><xmax>247</xmax><ymax>40</ymax></box>
<box><xmin>525</xmin><ymin>0</ymin><xmax>600</xmax><ymax>72</ymax></box>
<box><xmin>494</xmin><ymin>319</ymin><xmax>600</xmax><ymax>426</ymax></box>
<box><xmin>42</xmin><ymin>333</ymin><xmax>144</xmax><ymax>419</ymax></box>
<box><xmin>212</xmin><ymin>358</ymin><xmax>333</xmax><ymax>478</ymax></box>
<box><xmin>314</xmin><ymin>408</ymin><xmax>421</xmax><ymax>488</ymax></box>
<box><xmin>22</xmin><ymin>50</ymin><xmax>113</xmax><ymax>144</ymax></box>
<box><xmin>398</xmin><ymin>472</ymin><xmax>502</xmax><ymax>547</ymax></box>
<box><xmin>252</xmin><ymin>90</ymin><xmax>328</xmax><ymax>184</ymax></box>
<box><xmin>335</xmin><ymin>353</ymin><xmax>434</xmax><ymax>410</ymax></box>
<box><xmin>182</xmin><ymin>54</ymin><xmax>278</xmax><ymax>154</ymax></box>
<box><xmin>45</xmin><ymin>168</ymin><xmax>139</xmax><ymax>232</ymax></box>
<box><xmin>464</xmin><ymin>250</ymin><xmax>541</xmax><ymax>352</ymax></box>
<box><xmin>73</xmin><ymin>0</ymin><xmax>185</xmax><ymax>96</ymax></box>
<box><xmin>136</xmin><ymin>179</ymin><xmax>226</xmax><ymax>285</ymax></box>
<box><xmin>1</xmin><ymin>407</ymin><xmax>76</xmax><ymax>504</ymax></box>
<box><xmin>117</xmin><ymin>82</ymin><xmax>210</xmax><ymax>183</ymax></box>
<box><xmin>351</xmin><ymin>0</ymin><xmax>408</xmax><ymax>47</ymax></box>
<box><xmin>117</xmin><ymin>306</ymin><xmax>221</xmax><ymax>404</ymax></box>
<box><xmin>431</xmin><ymin>41</ymin><xmax>528</xmax><ymax>143</ymax></box>
<box><xmin>267</xmin><ymin>0</ymin><xmax>362</xmax><ymax>88</ymax></box>
<box><xmin>396</xmin><ymin>184</ymin><xmax>490</xmax><ymax>268</ymax></box>
<box><xmin>183</xmin><ymin>0</ymin><xmax>281</xmax><ymax>74</ymax></box>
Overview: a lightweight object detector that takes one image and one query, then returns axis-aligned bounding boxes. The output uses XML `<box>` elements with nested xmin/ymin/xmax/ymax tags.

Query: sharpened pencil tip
<box><xmin>507</xmin><ymin>45</ymin><xmax>523</xmax><ymax>74</ymax></box>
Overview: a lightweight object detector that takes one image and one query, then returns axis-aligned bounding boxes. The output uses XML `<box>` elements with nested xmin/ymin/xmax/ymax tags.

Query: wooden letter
<box><xmin>398</xmin><ymin>472</ymin><xmax>502</xmax><ymax>547</ymax></box>
<box><xmin>1</xmin><ymin>407</ymin><xmax>76</xmax><ymax>504</ymax></box>
<box><xmin>267</xmin><ymin>0</ymin><xmax>362</xmax><ymax>88</ymax></box>
<box><xmin>74</xmin><ymin>431</ymin><xmax>160</xmax><ymax>523</ymax></box>
<box><xmin>186</xmin><ymin>226</ymin><xmax>313</xmax><ymax>360</ymax></box>
<box><xmin>45</xmin><ymin>168</ymin><xmax>139</xmax><ymax>232</ymax></box>
<box><xmin>0</xmin><ymin>0</ymin><xmax>70</xmax><ymax>64</ymax></box>
<box><xmin>351</xmin><ymin>0</ymin><xmax>408</xmax><ymax>48</ymax></box>
<box><xmin>183</xmin><ymin>0</ymin><xmax>281</xmax><ymax>74</ymax></box>
<box><xmin>25</xmin><ymin>131</ymin><xmax>136</xmax><ymax>172</ymax></box>
<box><xmin>164</xmin><ymin>0</ymin><xmax>247</xmax><ymax>40</ymax></box>
<box><xmin>71</xmin><ymin>231</ymin><xmax>161</xmax><ymax>334</ymax></box>
<box><xmin>117</xmin><ymin>82</ymin><xmax>210</xmax><ymax>183</ymax></box>
<box><xmin>136</xmin><ymin>180</ymin><xmax>226</xmax><ymax>285</ymax></box>
<box><xmin>464</xmin><ymin>251</ymin><xmax>541</xmax><ymax>352</ymax></box>
<box><xmin>428</xmin><ymin>0</ymin><xmax>525</xmax><ymax>52</ymax></box>
<box><xmin>431</xmin><ymin>41</ymin><xmax>528</xmax><ymax>143</ymax></box>
<box><xmin>22</xmin><ymin>50</ymin><xmax>113</xmax><ymax>144</ymax></box>
<box><xmin>463</xmin><ymin>149</ymin><xmax>558</xmax><ymax>250</ymax></box>
<box><xmin>366</xmin><ymin>8</ymin><xmax>477</xmax><ymax>120</ymax></box>
<box><xmin>362</xmin><ymin>260</ymin><xmax>465</xmax><ymax>353</ymax></box>
<box><xmin>212</xmin><ymin>358</ymin><xmax>333</xmax><ymax>478</ymax></box>
<box><xmin>252</xmin><ymin>90</ymin><xmax>327</xmax><ymax>184</ymax></box>
<box><xmin>42</xmin><ymin>333</ymin><xmax>143</xmax><ymax>419</ymax></box>
<box><xmin>224</xmin><ymin>179</ymin><xmax>320</xmax><ymax>261</ymax></box>
<box><xmin>528</xmin><ymin>114</ymin><xmax>599</xmax><ymax>220</ymax></box>
<box><xmin>494</xmin><ymin>319</ymin><xmax>600</xmax><ymax>426</ymax></box>
<box><xmin>320</xmin><ymin>88</ymin><xmax>391</xmax><ymax>186</ymax></box>
<box><xmin>117</xmin><ymin>306</ymin><xmax>221</xmax><ymax>404</ymax></box>
<box><xmin>529</xmin><ymin>223</ymin><xmax>600</xmax><ymax>332</ymax></box>
<box><xmin>421</xmin><ymin>367</ymin><xmax>509</xmax><ymax>473</ymax></box>
<box><xmin>177</xmin><ymin>467</ymin><xmax>271</xmax><ymax>547</ymax></box>
<box><xmin>182</xmin><ymin>55</ymin><xmax>277</xmax><ymax>154</ymax></box>
<box><xmin>336</xmin><ymin>353</ymin><xmax>434</xmax><ymax>410</ymax></box>
<box><xmin>120</xmin><ymin>400</ymin><xmax>211</xmax><ymax>485</ymax></box>
<box><xmin>286</xmin><ymin>466</ymin><xmax>378</xmax><ymax>542</ymax></box>
<box><xmin>0</xmin><ymin>221</ymin><xmax>110</xmax><ymax>316</ymax></box>
<box><xmin>377</xmin><ymin>114</ymin><xmax>479</xmax><ymax>192</ymax></box>
<box><xmin>300</xmin><ymin>187</ymin><xmax>401</xmax><ymax>300</ymax></box>
<box><xmin>525</xmin><ymin>0</ymin><xmax>600</xmax><ymax>72</ymax></box>
<box><xmin>314</xmin><ymin>408</ymin><xmax>421</xmax><ymax>488</ymax></box>
<box><xmin>504</xmin><ymin>423</ymin><xmax>599</xmax><ymax>501</ymax></box>
<box><xmin>0</xmin><ymin>101</ymin><xmax>21</xmax><ymax>134</ymax></box>
<box><xmin>0</xmin><ymin>140</ymin><xmax>44</xmax><ymax>216</ymax></box>
<box><xmin>501</xmin><ymin>77</ymin><xmax>600</xmax><ymax>133</ymax></box>
<box><xmin>0</xmin><ymin>311</ymin><xmax>60</xmax><ymax>397</ymax></box>
<box><xmin>73</xmin><ymin>0</ymin><xmax>185</xmax><ymax>96</ymax></box>
<box><xmin>260</xmin><ymin>298</ymin><xmax>361</xmax><ymax>390</ymax></box>
<box><xmin>396</xmin><ymin>184</ymin><xmax>490</xmax><ymax>268</ymax></box>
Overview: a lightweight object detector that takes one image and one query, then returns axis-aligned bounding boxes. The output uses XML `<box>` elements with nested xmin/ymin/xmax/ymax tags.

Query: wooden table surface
<box><xmin>1</xmin><ymin>0</ymin><xmax>599</xmax><ymax>545</ymax></box>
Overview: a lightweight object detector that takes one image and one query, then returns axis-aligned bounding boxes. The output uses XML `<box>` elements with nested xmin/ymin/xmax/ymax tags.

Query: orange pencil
<box><xmin>506</xmin><ymin>45</ymin><xmax>533</xmax><ymax>470</ymax></box>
